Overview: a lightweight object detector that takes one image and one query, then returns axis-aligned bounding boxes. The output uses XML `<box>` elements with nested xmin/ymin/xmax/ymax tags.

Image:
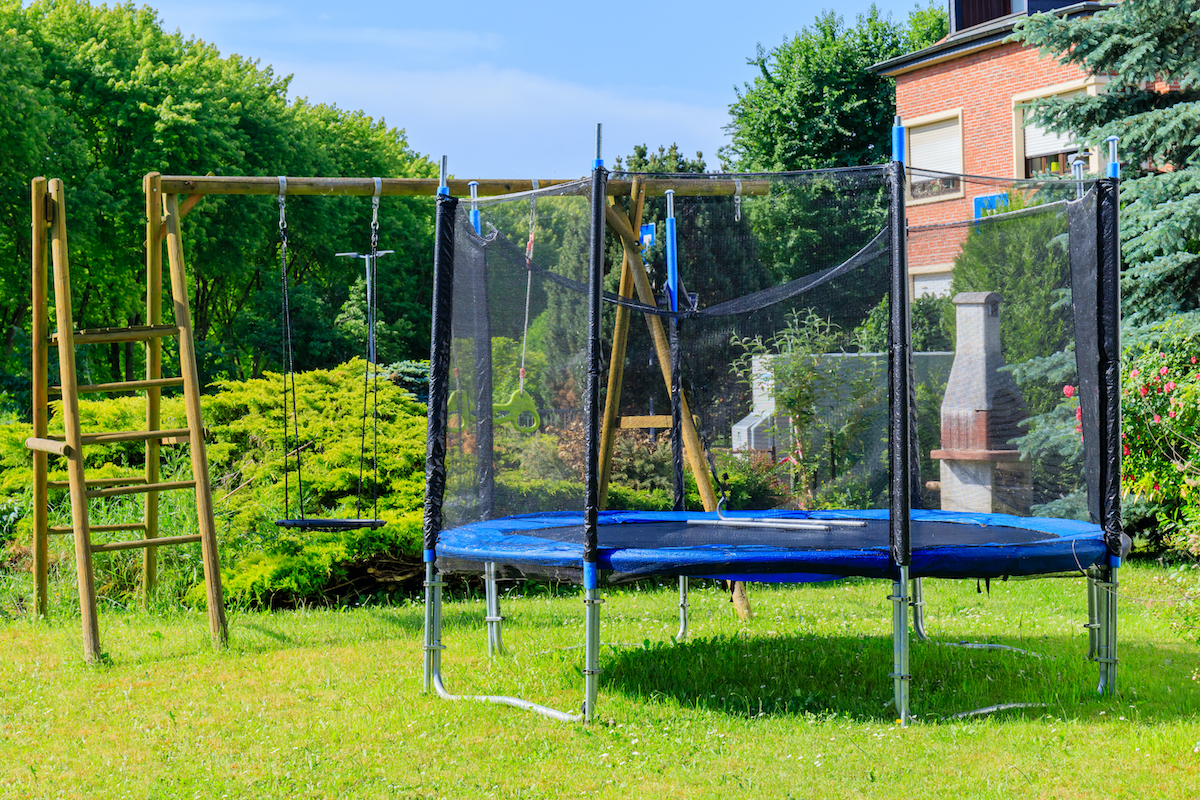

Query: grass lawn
<box><xmin>2</xmin><ymin>563</ymin><xmax>1199</xmax><ymax>798</ymax></box>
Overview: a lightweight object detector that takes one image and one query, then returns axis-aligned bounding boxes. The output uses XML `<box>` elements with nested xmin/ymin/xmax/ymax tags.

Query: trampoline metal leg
<box><xmin>891</xmin><ymin>566</ymin><xmax>911</xmax><ymax>725</ymax></box>
<box><xmin>423</xmin><ymin>562</ymin><xmax>443</xmax><ymax>695</ymax></box>
<box><xmin>424</xmin><ymin>562</ymin><xmax>582</xmax><ymax>722</ymax></box>
<box><xmin>1086</xmin><ymin>572</ymin><xmax>1100</xmax><ymax>661</ymax></box>
<box><xmin>1094</xmin><ymin>564</ymin><xmax>1118</xmax><ymax>695</ymax></box>
<box><xmin>583</xmin><ymin>587</ymin><xmax>602</xmax><ymax>723</ymax></box>
<box><xmin>911</xmin><ymin>577</ymin><xmax>929</xmax><ymax>642</ymax></box>
<box><xmin>676</xmin><ymin>576</ymin><xmax>689</xmax><ymax>641</ymax></box>
<box><xmin>484</xmin><ymin>561</ymin><xmax>505</xmax><ymax>657</ymax></box>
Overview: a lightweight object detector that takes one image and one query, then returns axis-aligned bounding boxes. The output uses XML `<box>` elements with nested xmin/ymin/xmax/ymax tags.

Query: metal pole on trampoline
<box><xmin>423</xmin><ymin>167</ymin><xmax>455</xmax><ymax>695</ymax></box>
<box><xmin>583</xmin><ymin>125</ymin><xmax>607</xmax><ymax>723</ymax></box>
<box><xmin>485</xmin><ymin>561</ymin><xmax>505</xmax><ymax>657</ymax></box>
<box><xmin>889</xmin><ymin>118</ymin><xmax>913</xmax><ymax>725</ymax></box>
<box><xmin>1096</xmin><ymin>135</ymin><xmax>1123</xmax><ymax>695</ymax></box>
<box><xmin>664</xmin><ymin>186</ymin><xmax>690</xmax><ymax>643</ymax></box>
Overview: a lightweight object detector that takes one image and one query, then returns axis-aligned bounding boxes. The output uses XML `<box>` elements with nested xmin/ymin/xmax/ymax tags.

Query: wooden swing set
<box><xmin>28</xmin><ymin>170</ymin><xmax>764</xmax><ymax>660</ymax></box>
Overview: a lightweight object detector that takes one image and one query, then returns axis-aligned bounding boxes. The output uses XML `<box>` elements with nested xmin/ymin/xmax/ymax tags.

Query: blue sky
<box><xmin>145</xmin><ymin>0</ymin><xmax>934</xmax><ymax>178</ymax></box>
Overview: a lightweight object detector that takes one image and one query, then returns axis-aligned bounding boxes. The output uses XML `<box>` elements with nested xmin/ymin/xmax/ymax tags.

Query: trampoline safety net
<box><xmin>427</xmin><ymin>164</ymin><xmax>1118</xmax><ymax>580</ymax></box>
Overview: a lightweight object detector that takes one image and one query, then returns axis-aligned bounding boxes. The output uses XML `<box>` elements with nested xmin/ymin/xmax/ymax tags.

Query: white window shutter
<box><xmin>1023</xmin><ymin>94</ymin><xmax>1080</xmax><ymax>158</ymax></box>
<box><xmin>910</xmin><ymin>118</ymin><xmax>963</xmax><ymax>180</ymax></box>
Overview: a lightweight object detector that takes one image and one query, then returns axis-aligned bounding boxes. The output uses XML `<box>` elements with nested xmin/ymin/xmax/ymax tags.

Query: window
<box><xmin>1022</xmin><ymin>97</ymin><xmax>1079</xmax><ymax>178</ymax></box>
<box><xmin>909</xmin><ymin>116</ymin><xmax>963</xmax><ymax>201</ymax></box>
<box><xmin>954</xmin><ymin>0</ymin><xmax>1024</xmax><ymax>32</ymax></box>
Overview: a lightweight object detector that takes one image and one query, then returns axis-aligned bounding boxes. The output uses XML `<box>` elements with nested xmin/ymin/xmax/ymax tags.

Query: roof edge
<box><xmin>871</xmin><ymin>2</ymin><xmax>1114</xmax><ymax>78</ymax></box>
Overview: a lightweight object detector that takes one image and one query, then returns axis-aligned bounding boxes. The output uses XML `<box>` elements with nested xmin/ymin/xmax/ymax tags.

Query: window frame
<box><xmin>1012</xmin><ymin>78</ymin><xmax>1107</xmax><ymax>179</ymax></box>
<box><xmin>906</xmin><ymin>108</ymin><xmax>965</xmax><ymax>205</ymax></box>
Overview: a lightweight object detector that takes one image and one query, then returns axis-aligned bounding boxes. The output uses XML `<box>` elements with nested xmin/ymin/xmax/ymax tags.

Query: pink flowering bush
<box><xmin>1121</xmin><ymin>319</ymin><xmax>1200</xmax><ymax>555</ymax></box>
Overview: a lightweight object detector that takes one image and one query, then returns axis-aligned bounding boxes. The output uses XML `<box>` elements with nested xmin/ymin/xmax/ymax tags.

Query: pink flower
<box><xmin>1063</xmin><ymin>384</ymin><xmax>1075</xmax><ymax>398</ymax></box>
<box><xmin>1167</xmin><ymin>381</ymin><xmax>1176</xmax><ymax>391</ymax></box>
<box><xmin>1170</xmin><ymin>410</ymin><xmax>1177</xmax><ymax>418</ymax></box>
<box><xmin>1192</xmin><ymin>357</ymin><xmax>1197</xmax><ymax>364</ymax></box>
<box><xmin>1161</xmin><ymin>352</ymin><xmax>1167</xmax><ymax>359</ymax></box>
<box><xmin>1123</xmin><ymin>444</ymin><xmax>1131</xmax><ymax>456</ymax></box>
<box><xmin>1131</xmin><ymin>369</ymin><xmax>1140</xmax><ymax>379</ymax></box>
<box><xmin>1140</xmin><ymin>385</ymin><xmax>1149</xmax><ymax>397</ymax></box>
<box><xmin>1076</xmin><ymin>406</ymin><xmax>1083</xmax><ymax>421</ymax></box>
<box><xmin>1154</xmin><ymin>414</ymin><xmax>1161</xmax><ymax>423</ymax></box>
<box><xmin>1161</xmin><ymin>366</ymin><xmax>1170</xmax><ymax>375</ymax></box>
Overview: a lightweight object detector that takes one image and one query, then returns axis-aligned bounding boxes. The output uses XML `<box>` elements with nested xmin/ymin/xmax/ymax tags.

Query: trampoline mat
<box><xmin>435</xmin><ymin>509</ymin><xmax>1107</xmax><ymax>582</ymax></box>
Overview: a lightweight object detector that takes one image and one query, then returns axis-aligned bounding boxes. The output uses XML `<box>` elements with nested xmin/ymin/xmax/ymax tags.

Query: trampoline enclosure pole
<box><xmin>888</xmin><ymin>125</ymin><xmax>913</xmax><ymax>724</ymax></box>
<box><xmin>423</xmin><ymin>190</ymin><xmax>457</xmax><ymax>693</ymax></box>
<box><xmin>583</xmin><ymin>136</ymin><xmax>607</xmax><ymax>722</ymax></box>
<box><xmin>1097</xmin><ymin>140</ymin><xmax>1122</xmax><ymax>693</ymax></box>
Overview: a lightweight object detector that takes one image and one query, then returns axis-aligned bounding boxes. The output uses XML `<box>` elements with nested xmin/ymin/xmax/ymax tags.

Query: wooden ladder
<box><xmin>28</xmin><ymin>176</ymin><xmax>227</xmax><ymax>662</ymax></box>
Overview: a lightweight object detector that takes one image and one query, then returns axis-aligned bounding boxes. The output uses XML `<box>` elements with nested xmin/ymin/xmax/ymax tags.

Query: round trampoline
<box><xmin>436</xmin><ymin>508</ymin><xmax>1107</xmax><ymax>583</ymax></box>
<box><xmin>420</xmin><ymin>159</ymin><xmax>1126</xmax><ymax>723</ymax></box>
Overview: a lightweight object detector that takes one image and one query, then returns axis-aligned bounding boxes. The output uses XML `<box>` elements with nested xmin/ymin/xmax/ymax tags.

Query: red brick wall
<box><xmin>898</xmin><ymin>42</ymin><xmax>1091</xmax><ymax>269</ymax></box>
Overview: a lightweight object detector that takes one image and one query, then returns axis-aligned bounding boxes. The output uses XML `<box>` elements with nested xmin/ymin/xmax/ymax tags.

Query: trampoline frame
<box><xmin>421</xmin><ymin>136</ymin><xmax>1124</xmax><ymax>724</ymax></box>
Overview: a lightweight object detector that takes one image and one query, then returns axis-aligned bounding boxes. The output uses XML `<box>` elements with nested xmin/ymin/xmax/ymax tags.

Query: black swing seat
<box><xmin>275</xmin><ymin>518</ymin><xmax>386</xmax><ymax>533</ymax></box>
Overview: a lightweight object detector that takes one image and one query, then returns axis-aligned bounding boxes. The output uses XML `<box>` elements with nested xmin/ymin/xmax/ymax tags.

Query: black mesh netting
<box><xmin>435</xmin><ymin>165</ymin><xmax>1113</xmax><ymax>555</ymax></box>
<box><xmin>905</xmin><ymin>169</ymin><xmax>1106</xmax><ymax>523</ymax></box>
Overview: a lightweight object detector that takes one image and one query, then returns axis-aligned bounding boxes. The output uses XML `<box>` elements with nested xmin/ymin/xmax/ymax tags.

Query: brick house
<box><xmin>873</xmin><ymin>1</ymin><xmax>1113</xmax><ymax>297</ymax></box>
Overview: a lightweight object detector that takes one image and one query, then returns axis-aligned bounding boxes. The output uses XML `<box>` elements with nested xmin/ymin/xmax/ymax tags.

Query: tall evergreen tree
<box><xmin>1013</xmin><ymin>0</ymin><xmax>1200</xmax><ymax>327</ymax></box>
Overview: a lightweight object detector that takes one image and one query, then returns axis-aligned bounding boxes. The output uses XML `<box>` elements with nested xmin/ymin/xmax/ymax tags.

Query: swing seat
<box><xmin>275</xmin><ymin>518</ymin><xmax>386</xmax><ymax>533</ymax></box>
<box><xmin>494</xmin><ymin>389</ymin><xmax>541</xmax><ymax>433</ymax></box>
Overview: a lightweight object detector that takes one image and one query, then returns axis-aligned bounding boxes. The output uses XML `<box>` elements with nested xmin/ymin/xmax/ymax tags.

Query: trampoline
<box><xmin>421</xmin><ymin>130</ymin><xmax>1125</xmax><ymax>724</ymax></box>
<box><xmin>437</xmin><ymin>508</ymin><xmax>1107</xmax><ymax>583</ymax></box>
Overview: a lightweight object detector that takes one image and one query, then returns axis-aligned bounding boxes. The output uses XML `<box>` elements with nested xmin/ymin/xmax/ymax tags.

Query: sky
<box><xmin>144</xmin><ymin>0</ymin><xmax>933</xmax><ymax>179</ymax></box>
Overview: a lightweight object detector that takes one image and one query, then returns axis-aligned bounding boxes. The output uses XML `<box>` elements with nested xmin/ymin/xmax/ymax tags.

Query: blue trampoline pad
<box><xmin>435</xmin><ymin>509</ymin><xmax>1107</xmax><ymax>583</ymax></box>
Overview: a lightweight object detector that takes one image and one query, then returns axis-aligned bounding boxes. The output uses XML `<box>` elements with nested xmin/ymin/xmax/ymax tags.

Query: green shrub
<box><xmin>1121</xmin><ymin>318</ymin><xmax>1200</xmax><ymax>555</ymax></box>
<box><xmin>855</xmin><ymin>294</ymin><xmax>953</xmax><ymax>353</ymax></box>
<box><xmin>1</xmin><ymin>360</ymin><xmax>431</xmax><ymax>608</ymax></box>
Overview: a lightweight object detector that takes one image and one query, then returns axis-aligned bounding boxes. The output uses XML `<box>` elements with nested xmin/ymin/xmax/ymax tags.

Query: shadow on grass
<box><xmin>222</xmin><ymin>604</ymin><xmax>487</xmax><ymax>655</ymax></box>
<box><xmin>602</xmin><ymin>631</ymin><xmax>1200</xmax><ymax>723</ymax></box>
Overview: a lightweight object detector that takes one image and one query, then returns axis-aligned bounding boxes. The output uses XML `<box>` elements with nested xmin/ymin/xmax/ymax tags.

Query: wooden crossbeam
<box><xmin>154</xmin><ymin>175</ymin><xmax>771</xmax><ymax>199</ymax></box>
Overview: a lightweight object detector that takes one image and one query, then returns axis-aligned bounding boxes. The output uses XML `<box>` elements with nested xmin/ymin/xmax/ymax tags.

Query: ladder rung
<box><xmin>50</xmin><ymin>377</ymin><xmax>186</xmax><ymax>395</ymax></box>
<box><xmin>77</xmin><ymin>428</ymin><xmax>190</xmax><ymax>446</ymax></box>
<box><xmin>618</xmin><ymin>414</ymin><xmax>674</xmax><ymax>428</ymax></box>
<box><xmin>86</xmin><ymin>480</ymin><xmax>196</xmax><ymax>499</ymax></box>
<box><xmin>90</xmin><ymin>534</ymin><xmax>201</xmax><ymax>553</ymax></box>
<box><xmin>50</xmin><ymin>523</ymin><xmax>147</xmax><ymax>535</ymax></box>
<box><xmin>49</xmin><ymin>324</ymin><xmax>179</xmax><ymax>346</ymax></box>
<box><xmin>49</xmin><ymin>477</ymin><xmax>148</xmax><ymax>489</ymax></box>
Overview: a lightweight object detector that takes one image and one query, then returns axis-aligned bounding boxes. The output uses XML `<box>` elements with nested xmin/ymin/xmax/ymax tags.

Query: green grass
<box><xmin>2</xmin><ymin>565</ymin><xmax>1199</xmax><ymax>798</ymax></box>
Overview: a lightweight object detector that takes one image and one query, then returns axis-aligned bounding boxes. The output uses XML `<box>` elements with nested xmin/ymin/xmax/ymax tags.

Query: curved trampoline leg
<box><xmin>676</xmin><ymin>576</ymin><xmax>689</xmax><ymax>641</ymax></box>
<box><xmin>424</xmin><ymin>561</ymin><xmax>581</xmax><ymax>722</ymax></box>
<box><xmin>911</xmin><ymin>577</ymin><xmax>929</xmax><ymax>642</ymax></box>
<box><xmin>484</xmin><ymin>561</ymin><xmax>505</xmax><ymax>657</ymax></box>
<box><xmin>891</xmin><ymin>567</ymin><xmax>911</xmax><ymax>725</ymax></box>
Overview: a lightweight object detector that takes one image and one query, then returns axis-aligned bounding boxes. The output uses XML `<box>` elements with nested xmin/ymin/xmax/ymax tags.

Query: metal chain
<box><xmin>278</xmin><ymin>177</ymin><xmax>305</xmax><ymax>518</ymax></box>
<box><xmin>518</xmin><ymin>179</ymin><xmax>538</xmax><ymax>394</ymax></box>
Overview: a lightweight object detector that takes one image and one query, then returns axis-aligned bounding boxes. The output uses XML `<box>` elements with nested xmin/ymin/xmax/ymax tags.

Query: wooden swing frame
<box><xmin>151</xmin><ymin>173</ymin><xmax>770</xmax><ymax>518</ymax></box>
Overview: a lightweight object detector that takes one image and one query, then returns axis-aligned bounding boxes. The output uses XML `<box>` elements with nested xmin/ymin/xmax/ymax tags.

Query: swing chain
<box><xmin>370</xmin><ymin>176</ymin><xmax>381</xmax><ymax>256</ymax></box>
